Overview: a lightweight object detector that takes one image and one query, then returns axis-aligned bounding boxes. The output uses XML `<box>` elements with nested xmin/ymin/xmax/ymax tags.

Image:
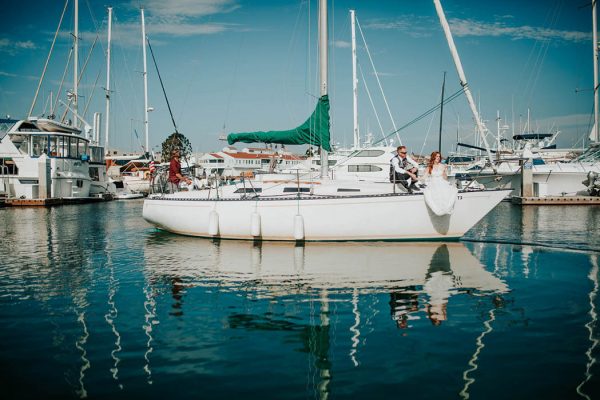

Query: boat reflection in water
<box><xmin>143</xmin><ymin>235</ymin><xmax>508</xmax><ymax>398</ymax></box>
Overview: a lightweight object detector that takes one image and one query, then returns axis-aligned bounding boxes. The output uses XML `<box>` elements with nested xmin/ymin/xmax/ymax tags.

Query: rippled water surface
<box><xmin>0</xmin><ymin>201</ymin><xmax>599</xmax><ymax>399</ymax></box>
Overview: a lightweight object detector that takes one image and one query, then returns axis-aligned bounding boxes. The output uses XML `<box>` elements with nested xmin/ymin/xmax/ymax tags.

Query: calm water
<box><xmin>0</xmin><ymin>201</ymin><xmax>599</xmax><ymax>399</ymax></box>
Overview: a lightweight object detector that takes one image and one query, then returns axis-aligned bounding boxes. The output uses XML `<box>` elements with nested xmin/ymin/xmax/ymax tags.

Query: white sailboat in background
<box><xmin>143</xmin><ymin>0</ymin><xmax>509</xmax><ymax>241</ymax></box>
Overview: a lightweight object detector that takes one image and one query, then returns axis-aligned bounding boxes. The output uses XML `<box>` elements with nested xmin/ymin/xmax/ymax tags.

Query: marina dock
<box><xmin>2</xmin><ymin>196</ymin><xmax>111</xmax><ymax>207</ymax></box>
<box><xmin>512</xmin><ymin>196</ymin><xmax>600</xmax><ymax>205</ymax></box>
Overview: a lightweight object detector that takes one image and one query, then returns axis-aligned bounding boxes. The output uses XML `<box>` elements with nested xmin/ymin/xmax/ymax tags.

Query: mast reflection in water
<box><xmin>0</xmin><ymin>201</ymin><xmax>598</xmax><ymax>398</ymax></box>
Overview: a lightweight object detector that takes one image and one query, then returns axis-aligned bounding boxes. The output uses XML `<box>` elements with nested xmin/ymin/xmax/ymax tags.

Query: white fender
<box><xmin>251</xmin><ymin>212</ymin><xmax>261</xmax><ymax>237</ymax></box>
<box><xmin>293</xmin><ymin>214</ymin><xmax>305</xmax><ymax>240</ymax></box>
<box><xmin>208</xmin><ymin>210</ymin><xmax>219</xmax><ymax>236</ymax></box>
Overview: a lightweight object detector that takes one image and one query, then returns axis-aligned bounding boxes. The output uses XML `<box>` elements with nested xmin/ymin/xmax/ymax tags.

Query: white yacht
<box><xmin>0</xmin><ymin>118</ymin><xmax>92</xmax><ymax>199</ymax></box>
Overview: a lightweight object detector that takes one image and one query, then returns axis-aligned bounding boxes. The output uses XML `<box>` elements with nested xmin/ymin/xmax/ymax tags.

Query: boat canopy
<box><xmin>227</xmin><ymin>95</ymin><xmax>331</xmax><ymax>152</ymax></box>
<box><xmin>512</xmin><ymin>133</ymin><xmax>553</xmax><ymax>141</ymax></box>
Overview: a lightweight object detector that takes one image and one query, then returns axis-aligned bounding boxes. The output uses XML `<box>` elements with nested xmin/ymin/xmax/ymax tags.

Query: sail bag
<box><xmin>227</xmin><ymin>95</ymin><xmax>331</xmax><ymax>151</ymax></box>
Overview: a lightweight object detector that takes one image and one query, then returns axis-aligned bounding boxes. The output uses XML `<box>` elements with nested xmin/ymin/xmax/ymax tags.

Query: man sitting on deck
<box><xmin>390</xmin><ymin>145</ymin><xmax>420</xmax><ymax>193</ymax></box>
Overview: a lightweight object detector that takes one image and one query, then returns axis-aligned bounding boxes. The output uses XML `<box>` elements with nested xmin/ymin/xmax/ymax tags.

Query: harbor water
<box><xmin>0</xmin><ymin>201</ymin><xmax>599</xmax><ymax>399</ymax></box>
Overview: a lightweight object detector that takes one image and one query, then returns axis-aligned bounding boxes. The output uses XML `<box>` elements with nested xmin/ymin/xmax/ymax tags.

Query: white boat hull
<box><xmin>143</xmin><ymin>189</ymin><xmax>509</xmax><ymax>241</ymax></box>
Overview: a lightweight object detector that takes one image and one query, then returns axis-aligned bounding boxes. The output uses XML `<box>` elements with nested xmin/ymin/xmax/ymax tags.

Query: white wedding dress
<box><xmin>423</xmin><ymin>165</ymin><xmax>458</xmax><ymax>216</ymax></box>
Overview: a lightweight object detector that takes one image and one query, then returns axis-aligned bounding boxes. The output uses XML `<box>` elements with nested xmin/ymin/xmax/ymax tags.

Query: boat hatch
<box><xmin>283</xmin><ymin>187</ymin><xmax>310</xmax><ymax>193</ymax></box>
<box><xmin>234</xmin><ymin>188</ymin><xmax>262</xmax><ymax>193</ymax></box>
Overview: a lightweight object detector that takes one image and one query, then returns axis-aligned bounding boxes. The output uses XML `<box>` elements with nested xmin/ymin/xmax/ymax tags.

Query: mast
<box><xmin>350</xmin><ymin>9</ymin><xmax>359</xmax><ymax>149</ymax></box>
<box><xmin>319</xmin><ymin>0</ymin><xmax>329</xmax><ymax>178</ymax></box>
<box><xmin>73</xmin><ymin>0</ymin><xmax>79</xmax><ymax>128</ymax></box>
<box><xmin>496</xmin><ymin>110</ymin><xmax>501</xmax><ymax>153</ymax></box>
<box><xmin>433</xmin><ymin>0</ymin><xmax>494</xmax><ymax>165</ymax></box>
<box><xmin>594</xmin><ymin>0</ymin><xmax>599</xmax><ymax>142</ymax></box>
<box><xmin>141</xmin><ymin>8</ymin><xmax>150</xmax><ymax>154</ymax></box>
<box><xmin>438</xmin><ymin>71</ymin><xmax>446</xmax><ymax>153</ymax></box>
<box><xmin>104</xmin><ymin>6</ymin><xmax>112</xmax><ymax>150</ymax></box>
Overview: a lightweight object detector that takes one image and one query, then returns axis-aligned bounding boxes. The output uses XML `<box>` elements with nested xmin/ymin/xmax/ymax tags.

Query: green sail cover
<box><xmin>227</xmin><ymin>95</ymin><xmax>331</xmax><ymax>152</ymax></box>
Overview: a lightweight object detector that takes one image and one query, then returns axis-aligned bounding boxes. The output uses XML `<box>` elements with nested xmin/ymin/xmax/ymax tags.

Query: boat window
<box><xmin>31</xmin><ymin>135</ymin><xmax>49</xmax><ymax>157</ymax></box>
<box><xmin>89</xmin><ymin>146</ymin><xmax>104</xmax><ymax>163</ymax></box>
<box><xmin>16</xmin><ymin>121</ymin><xmax>38</xmax><ymax>132</ymax></box>
<box><xmin>348</xmin><ymin>164</ymin><xmax>383</xmax><ymax>172</ymax></box>
<box><xmin>89</xmin><ymin>166</ymin><xmax>100</xmax><ymax>181</ymax></box>
<box><xmin>354</xmin><ymin>150</ymin><xmax>384</xmax><ymax>157</ymax></box>
<box><xmin>69</xmin><ymin>137</ymin><xmax>78</xmax><ymax>158</ymax></box>
<box><xmin>10</xmin><ymin>134</ymin><xmax>30</xmax><ymax>155</ymax></box>
<box><xmin>57</xmin><ymin>136</ymin><xmax>68</xmax><ymax>157</ymax></box>
<box><xmin>78</xmin><ymin>140</ymin><xmax>88</xmax><ymax>159</ymax></box>
<box><xmin>337</xmin><ymin>188</ymin><xmax>360</xmax><ymax>192</ymax></box>
<box><xmin>49</xmin><ymin>136</ymin><xmax>58</xmax><ymax>157</ymax></box>
<box><xmin>0</xmin><ymin>158</ymin><xmax>18</xmax><ymax>175</ymax></box>
<box><xmin>313</xmin><ymin>159</ymin><xmax>337</xmax><ymax>166</ymax></box>
<box><xmin>234</xmin><ymin>188</ymin><xmax>262</xmax><ymax>193</ymax></box>
<box><xmin>283</xmin><ymin>187</ymin><xmax>310</xmax><ymax>193</ymax></box>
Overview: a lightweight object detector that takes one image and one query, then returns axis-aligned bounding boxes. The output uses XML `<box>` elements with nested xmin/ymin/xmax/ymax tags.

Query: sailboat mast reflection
<box><xmin>577</xmin><ymin>254</ymin><xmax>599</xmax><ymax>400</ymax></box>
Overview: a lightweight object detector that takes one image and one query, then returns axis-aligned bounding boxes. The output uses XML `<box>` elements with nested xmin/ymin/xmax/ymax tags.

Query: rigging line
<box><xmin>522</xmin><ymin>1</ymin><xmax>562</xmax><ymax>107</ymax></box>
<box><xmin>112</xmin><ymin>11</ymin><xmax>142</xmax><ymax>142</ymax></box>
<box><xmin>418</xmin><ymin>106</ymin><xmax>438</xmax><ymax>158</ymax></box>
<box><xmin>82</xmin><ymin>67</ymin><xmax>102</xmax><ymax>122</ymax></box>
<box><xmin>57</xmin><ymin>49</ymin><xmax>74</xmax><ymax>123</ymax></box>
<box><xmin>284</xmin><ymin>0</ymin><xmax>307</xmax><ymax>127</ymax></box>
<box><xmin>373</xmin><ymin>88</ymin><xmax>464</xmax><ymax>146</ymax></box>
<box><xmin>527</xmin><ymin>1</ymin><xmax>563</xmax><ymax>107</ymax></box>
<box><xmin>358</xmin><ymin>62</ymin><xmax>388</xmax><ymax>145</ymax></box>
<box><xmin>146</xmin><ymin>36</ymin><xmax>179</xmax><ymax>133</ymax></box>
<box><xmin>356</xmin><ymin>17</ymin><xmax>401</xmax><ymax>144</ymax></box>
<box><xmin>29</xmin><ymin>0</ymin><xmax>69</xmax><ymax>118</ymax></box>
<box><xmin>78</xmin><ymin>34</ymin><xmax>100</xmax><ymax>119</ymax></box>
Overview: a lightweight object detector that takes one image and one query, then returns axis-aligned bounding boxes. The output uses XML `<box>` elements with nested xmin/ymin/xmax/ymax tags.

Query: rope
<box><xmin>146</xmin><ymin>36</ymin><xmax>178</xmax><ymax>134</ymax></box>
<box><xmin>373</xmin><ymin>88</ymin><xmax>464</xmax><ymax>146</ymax></box>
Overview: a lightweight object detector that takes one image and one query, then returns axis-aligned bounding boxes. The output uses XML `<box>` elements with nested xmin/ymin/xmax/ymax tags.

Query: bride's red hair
<box><xmin>427</xmin><ymin>151</ymin><xmax>441</xmax><ymax>174</ymax></box>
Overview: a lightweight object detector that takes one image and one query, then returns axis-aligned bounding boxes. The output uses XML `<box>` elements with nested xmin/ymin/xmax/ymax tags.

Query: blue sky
<box><xmin>0</xmin><ymin>0</ymin><xmax>593</xmax><ymax>155</ymax></box>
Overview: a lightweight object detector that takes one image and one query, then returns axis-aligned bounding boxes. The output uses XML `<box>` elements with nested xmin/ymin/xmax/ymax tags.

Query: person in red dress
<box><xmin>168</xmin><ymin>150</ymin><xmax>192</xmax><ymax>192</ymax></box>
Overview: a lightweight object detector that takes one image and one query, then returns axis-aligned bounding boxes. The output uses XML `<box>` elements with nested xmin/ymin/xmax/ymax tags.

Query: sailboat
<box><xmin>142</xmin><ymin>0</ymin><xmax>509</xmax><ymax>241</ymax></box>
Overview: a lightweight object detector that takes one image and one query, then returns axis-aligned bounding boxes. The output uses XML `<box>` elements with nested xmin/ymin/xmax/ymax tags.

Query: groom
<box><xmin>390</xmin><ymin>145</ymin><xmax>420</xmax><ymax>193</ymax></box>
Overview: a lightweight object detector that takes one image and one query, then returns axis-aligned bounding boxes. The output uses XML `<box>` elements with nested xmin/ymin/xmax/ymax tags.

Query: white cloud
<box><xmin>138</xmin><ymin>0</ymin><xmax>240</xmax><ymax>18</ymax></box>
<box><xmin>0</xmin><ymin>38</ymin><xmax>36</xmax><ymax>53</ymax></box>
<box><xmin>364</xmin><ymin>15</ymin><xmax>590</xmax><ymax>43</ymax></box>
<box><xmin>448</xmin><ymin>18</ymin><xmax>589</xmax><ymax>43</ymax></box>
<box><xmin>0</xmin><ymin>71</ymin><xmax>18</xmax><ymax>78</ymax></box>
<box><xmin>333</xmin><ymin>40</ymin><xmax>351</xmax><ymax>48</ymax></box>
<box><xmin>371</xmin><ymin>71</ymin><xmax>396</xmax><ymax>77</ymax></box>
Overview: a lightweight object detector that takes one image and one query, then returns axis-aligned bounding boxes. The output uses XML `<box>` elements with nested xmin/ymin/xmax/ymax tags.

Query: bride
<box><xmin>422</xmin><ymin>151</ymin><xmax>458</xmax><ymax>216</ymax></box>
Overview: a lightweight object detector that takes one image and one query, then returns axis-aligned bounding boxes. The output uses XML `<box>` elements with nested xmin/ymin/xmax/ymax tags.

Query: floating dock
<box><xmin>512</xmin><ymin>196</ymin><xmax>600</xmax><ymax>205</ymax></box>
<box><xmin>3</xmin><ymin>195</ymin><xmax>112</xmax><ymax>207</ymax></box>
